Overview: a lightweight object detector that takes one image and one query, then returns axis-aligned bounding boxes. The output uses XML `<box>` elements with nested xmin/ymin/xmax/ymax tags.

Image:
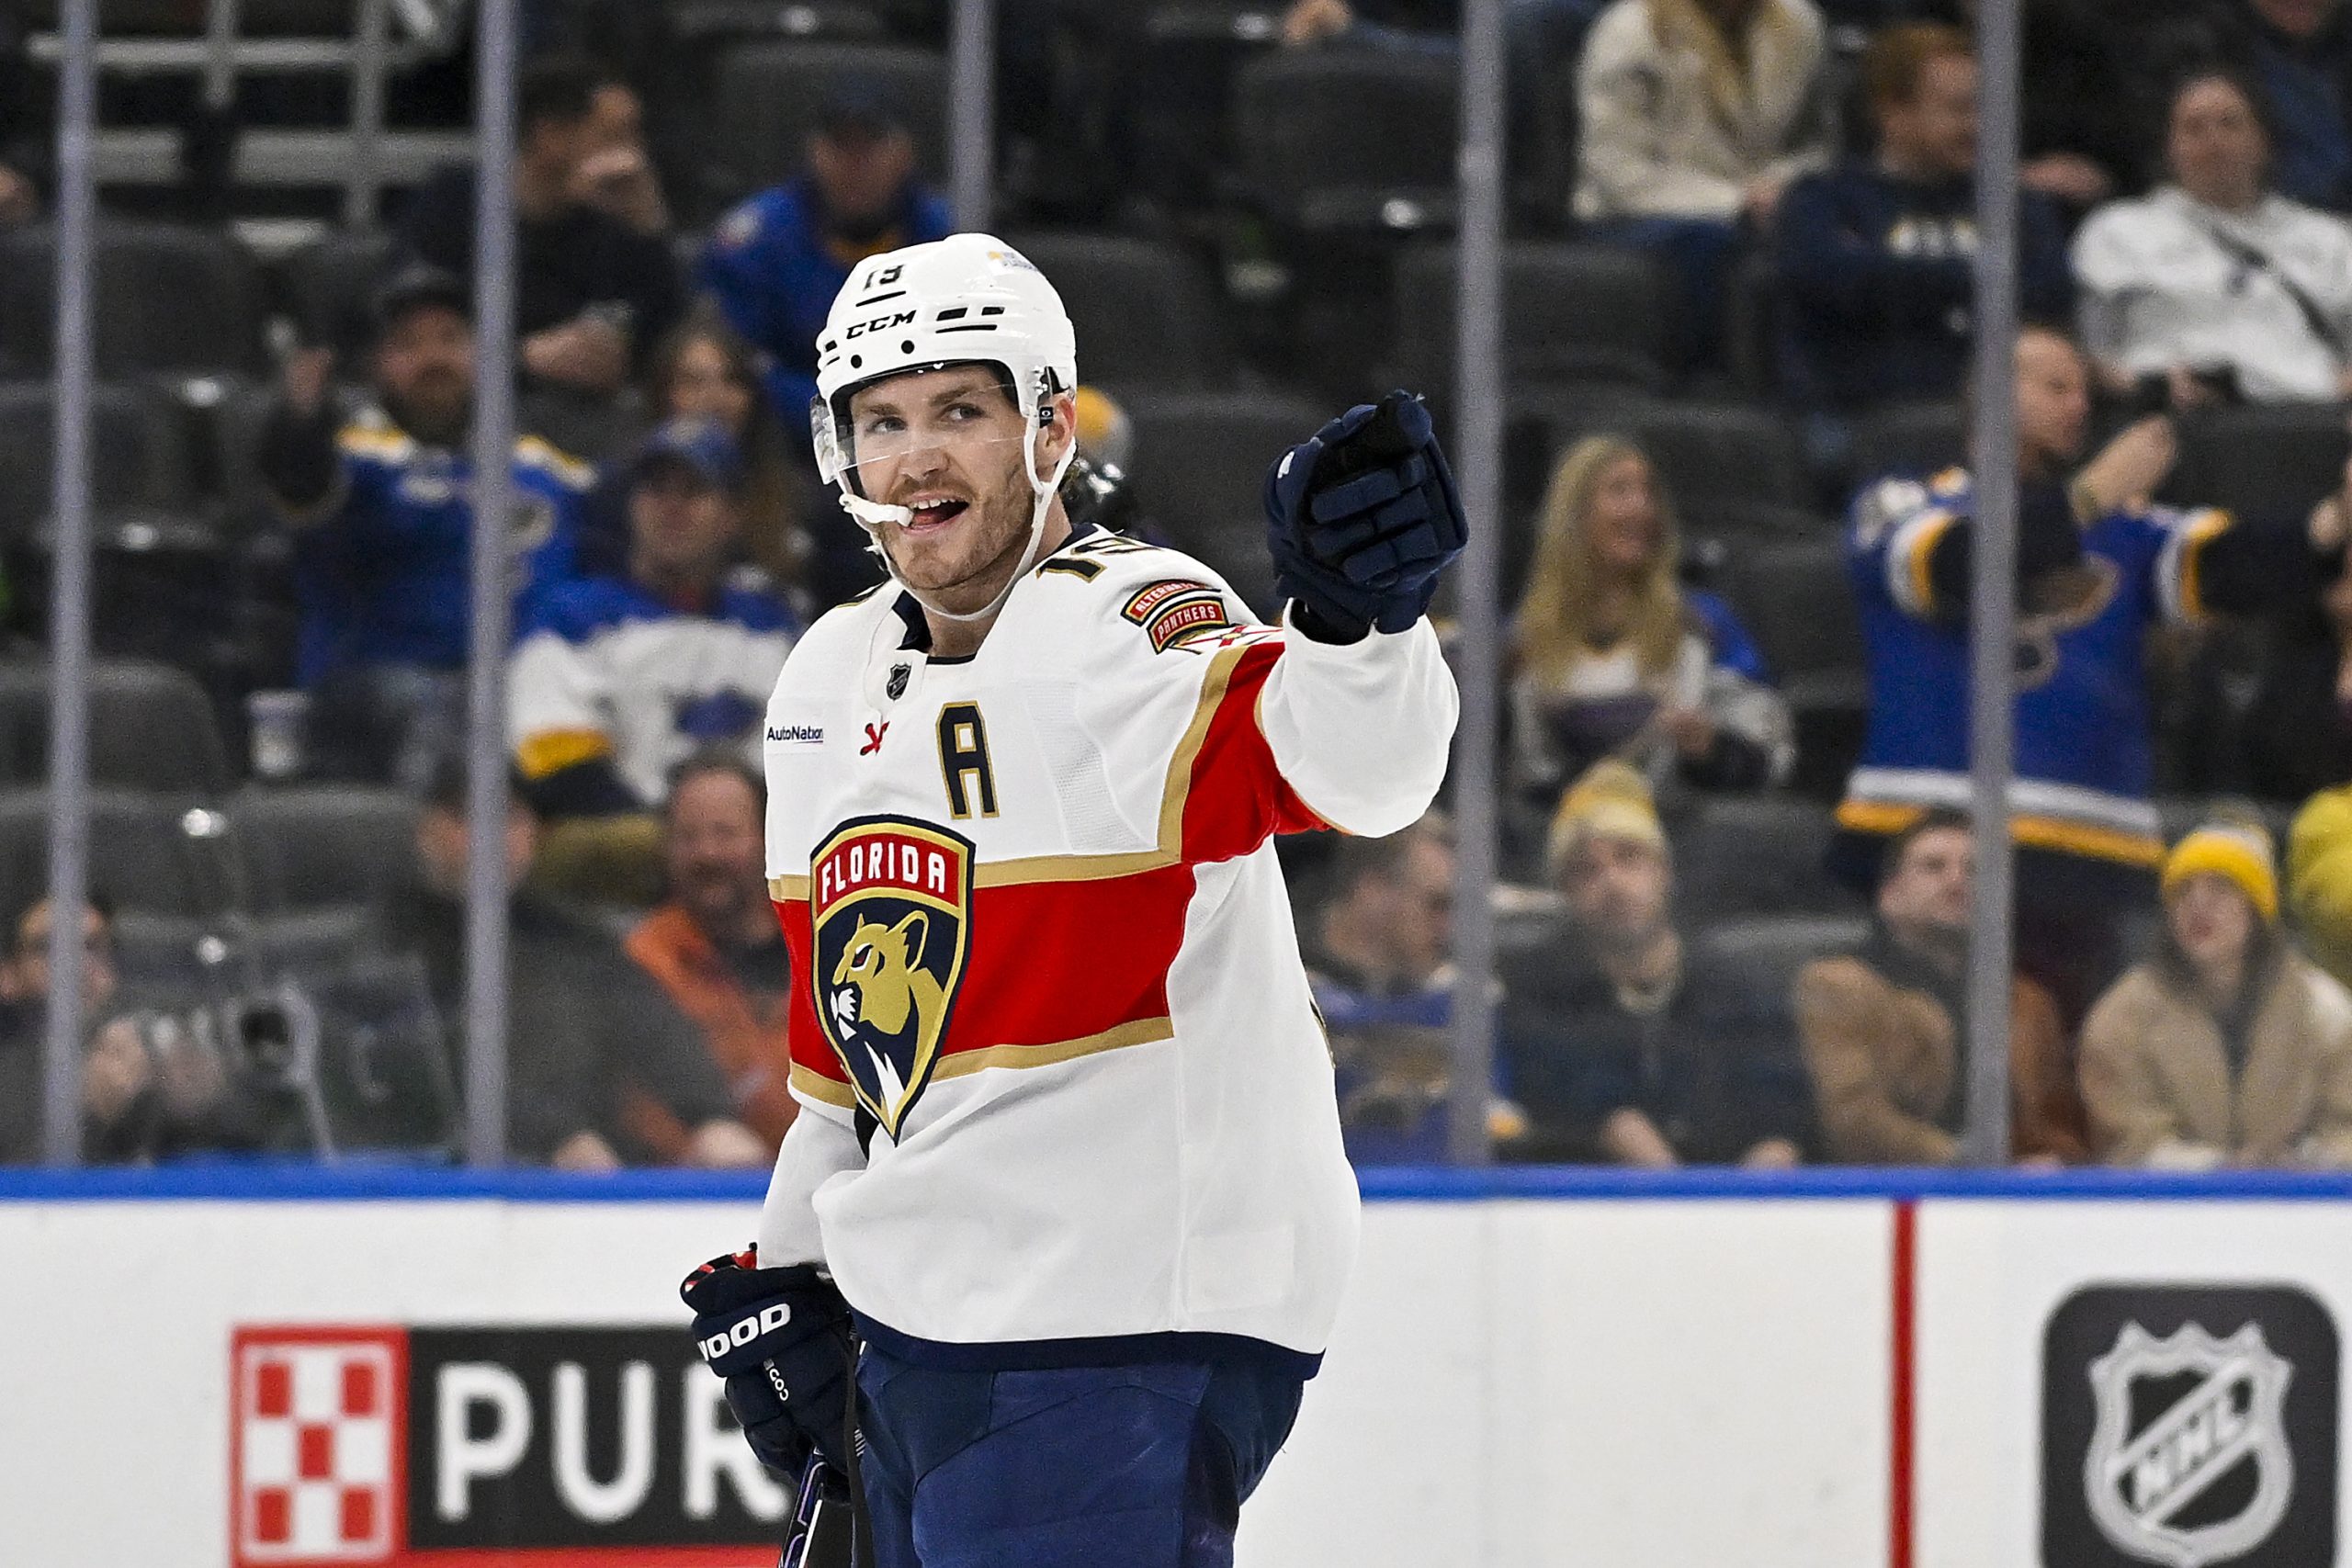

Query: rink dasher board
<box><xmin>3</xmin><ymin>1168</ymin><xmax>2351</xmax><ymax>1568</ymax></box>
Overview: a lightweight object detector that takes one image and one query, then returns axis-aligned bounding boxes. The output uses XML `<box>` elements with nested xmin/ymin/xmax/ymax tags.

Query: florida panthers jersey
<box><xmin>754</xmin><ymin>530</ymin><xmax>1458</xmax><ymax>1372</ymax></box>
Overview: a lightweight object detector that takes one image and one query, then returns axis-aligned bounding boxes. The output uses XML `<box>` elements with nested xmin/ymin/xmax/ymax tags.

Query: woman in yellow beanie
<box><xmin>2079</xmin><ymin>819</ymin><xmax>2352</xmax><ymax>1168</ymax></box>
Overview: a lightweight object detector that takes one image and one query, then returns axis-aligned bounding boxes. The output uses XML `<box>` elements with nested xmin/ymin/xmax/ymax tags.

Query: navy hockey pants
<box><xmin>853</xmin><ymin>1345</ymin><xmax>1304</xmax><ymax>1568</ymax></box>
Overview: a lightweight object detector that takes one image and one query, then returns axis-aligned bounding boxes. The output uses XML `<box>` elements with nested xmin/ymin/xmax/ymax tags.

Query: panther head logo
<box><xmin>829</xmin><ymin>910</ymin><xmax>946</xmax><ymax>1045</ymax></box>
<box><xmin>809</xmin><ymin>819</ymin><xmax>975</xmax><ymax>1138</ymax></box>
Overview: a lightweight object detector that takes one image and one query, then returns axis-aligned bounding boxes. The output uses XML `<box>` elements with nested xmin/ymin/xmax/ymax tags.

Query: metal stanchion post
<box><xmin>40</xmin><ymin>0</ymin><xmax>102</xmax><ymax>1168</ymax></box>
<box><xmin>1962</xmin><ymin>0</ymin><xmax>2022</xmax><ymax>1167</ymax></box>
<box><xmin>462</xmin><ymin>0</ymin><xmax>521</xmax><ymax>1168</ymax></box>
<box><xmin>1446</xmin><ymin>0</ymin><xmax>1505</xmax><ymax>1166</ymax></box>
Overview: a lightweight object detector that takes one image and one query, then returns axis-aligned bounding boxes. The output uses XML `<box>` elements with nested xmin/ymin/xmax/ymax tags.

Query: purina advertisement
<box><xmin>11</xmin><ymin>1173</ymin><xmax>2352</xmax><ymax>1567</ymax></box>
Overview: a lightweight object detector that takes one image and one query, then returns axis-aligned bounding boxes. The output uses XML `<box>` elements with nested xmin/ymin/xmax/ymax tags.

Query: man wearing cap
<box><xmin>2083</xmin><ymin>818</ymin><xmax>2352</xmax><ymax>1168</ymax></box>
<box><xmin>697</xmin><ymin>84</ymin><xmax>952</xmax><ymax>443</ymax></box>
<box><xmin>257</xmin><ymin>265</ymin><xmax>594</xmax><ymax>785</ymax></box>
<box><xmin>1499</xmin><ymin>761</ymin><xmax>1812</xmax><ymax>1167</ymax></box>
<box><xmin>508</xmin><ymin>417</ymin><xmax>799</xmax><ymax>902</ymax></box>
<box><xmin>1795</xmin><ymin>809</ymin><xmax>2086</xmax><ymax>1165</ymax></box>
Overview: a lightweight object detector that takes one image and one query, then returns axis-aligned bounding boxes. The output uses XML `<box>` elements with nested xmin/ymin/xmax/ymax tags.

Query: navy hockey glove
<box><xmin>1264</xmin><ymin>389</ymin><xmax>1467</xmax><ymax>643</ymax></box>
<box><xmin>682</xmin><ymin>1249</ymin><xmax>856</xmax><ymax>1476</ymax></box>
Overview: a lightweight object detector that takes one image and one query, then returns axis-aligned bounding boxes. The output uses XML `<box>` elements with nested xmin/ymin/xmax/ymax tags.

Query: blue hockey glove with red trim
<box><xmin>1264</xmin><ymin>390</ymin><xmax>1467</xmax><ymax>643</ymax></box>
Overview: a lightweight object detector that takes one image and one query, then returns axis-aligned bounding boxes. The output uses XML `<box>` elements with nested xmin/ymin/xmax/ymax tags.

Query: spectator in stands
<box><xmin>510</xmin><ymin>418</ymin><xmax>798</xmax><ymax>905</ymax></box>
<box><xmin>578</xmin><ymin>309</ymin><xmax>826</xmax><ymax>609</ymax></box>
<box><xmin>698</xmin><ymin>85</ymin><xmax>954</xmax><ymax>446</ymax></box>
<box><xmin>396</xmin><ymin>56</ymin><xmax>684</xmax><ymax>401</ymax></box>
<box><xmin>1305</xmin><ymin>816</ymin><xmax>1523</xmax><ymax>1162</ymax></box>
<box><xmin>1774</xmin><ymin>24</ymin><xmax>2074</xmax><ymax>424</ymax></box>
<box><xmin>568</xmin><ymin>75</ymin><xmax>671</xmax><ymax>239</ymax></box>
<box><xmin>2086</xmin><ymin>818</ymin><xmax>2352</xmax><ymax>1167</ymax></box>
<box><xmin>1795</xmin><ymin>811</ymin><xmax>2087</xmax><ymax>1165</ymax></box>
<box><xmin>1510</xmin><ymin>436</ymin><xmax>1792</xmax><ymax>805</ymax></box>
<box><xmin>1573</xmin><ymin>0</ymin><xmax>1834</xmax><ymax>365</ymax></box>
<box><xmin>258</xmin><ymin>266</ymin><xmax>592</xmax><ymax>788</ymax></box>
<box><xmin>382</xmin><ymin>759</ymin><xmax>767</xmax><ymax>1169</ymax></box>
<box><xmin>0</xmin><ymin>898</ymin><xmax>122</xmax><ymax>1162</ymax></box>
<box><xmin>0</xmin><ymin>897</ymin><xmax>251</xmax><ymax>1163</ymax></box>
<box><xmin>1281</xmin><ymin>0</ymin><xmax>1461</xmax><ymax>43</ymax></box>
<box><xmin>1500</xmin><ymin>762</ymin><xmax>1813</xmax><ymax>1167</ymax></box>
<box><xmin>626</xmin><ymin>754</ymin><xmax>796</xmax><ymax>1156</ymax></box>
<box><xmin>2075</xmin><ymin>68</ymin><xmax>2352</xmax><ymax>409</ymax></box>
<box><xmin>1837</xmin><ymin>322</ymin><xmax>2350</xmax><ymax>1023</ymax></box>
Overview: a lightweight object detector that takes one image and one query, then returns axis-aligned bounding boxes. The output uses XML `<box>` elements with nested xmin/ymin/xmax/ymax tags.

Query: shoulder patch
<box><xmin>1121</xmin><ymin>578</ymin><xmax>1233</xmax><ymax>652</ymax></box>
<box><xmin>716</xmin><ymin>203</ymin><xmax>762</xmax><ymax>250</ymax></box>
<box><xmin>1853</xmin><ymin>477</ymin><xmax>1929</xmax><ymax>547</ymax></box>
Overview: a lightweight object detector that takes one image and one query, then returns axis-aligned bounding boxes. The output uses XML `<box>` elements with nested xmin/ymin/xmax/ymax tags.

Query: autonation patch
<box><xmin>230</xmin><ymin>1324</ymin><xmax>786</xmax><ymax>1566</ymax></box>
<box><xmin>2041</xmin><ymin>1283</ymin><xmax>2338</xmax><ymax>1568</ymax></box>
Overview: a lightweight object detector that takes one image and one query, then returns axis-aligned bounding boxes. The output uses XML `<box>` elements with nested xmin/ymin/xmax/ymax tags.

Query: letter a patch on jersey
<box><xmin>810</xmin><ymin>817</ymin><xmax>976</xmax><ymax>1138</ymax></box>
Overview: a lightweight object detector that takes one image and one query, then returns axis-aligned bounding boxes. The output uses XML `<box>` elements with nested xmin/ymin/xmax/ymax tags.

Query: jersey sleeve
<box><xmin>508</xmin><ymin>609</ymin><xmax>617</xmax><ymax>784</ymax></box>
<box><xmin>1849</xmin><ymin>473</ymin><xmax>1963</xmax><ymax>621</ymax></box>
<box><xmin>754</xmin><ymin>1098</ymin><xmax>865</xmax><ymax>1269</ymax></box>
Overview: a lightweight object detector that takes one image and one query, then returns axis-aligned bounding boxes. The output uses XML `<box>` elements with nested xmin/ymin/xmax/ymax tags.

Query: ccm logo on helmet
<box><xmin>697</xmin><ymin>1303</ymin><xmax>792</xmax><ymax>1361</ymax></box>
<box><xmin>845</xmin><ymin>310</ymin><xmax>918</xmax><ymax>340</ymax></box>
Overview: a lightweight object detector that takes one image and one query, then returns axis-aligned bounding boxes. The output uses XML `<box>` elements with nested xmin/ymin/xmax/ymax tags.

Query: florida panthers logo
<box><xmin>809</xmin><ymin>817</ymin><xmax>974</xmax><ymax>1138</ymax></box>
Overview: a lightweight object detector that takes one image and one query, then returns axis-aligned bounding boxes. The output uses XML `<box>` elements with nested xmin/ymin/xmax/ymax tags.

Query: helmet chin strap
<box><xmin>838</xmin><ymin>419</ymin><xmax>1076</xmax><ymax>627</ymax></box>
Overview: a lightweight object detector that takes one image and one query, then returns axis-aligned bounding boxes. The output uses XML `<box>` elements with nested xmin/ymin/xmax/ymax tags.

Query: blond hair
<box><xmin>1512</xmin><ymin>435</ymin><xmax>1686</xmax><ymax>686</ymax></box>
<box><xmin>1644</xmin><ymin>0</ymin><xmax>1809</xmax><ymax>139</ymax></box>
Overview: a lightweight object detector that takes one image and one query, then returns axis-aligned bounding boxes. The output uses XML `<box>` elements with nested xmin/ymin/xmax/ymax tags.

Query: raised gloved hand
<box><xmin>681</xmin><ymin>1249</ymin><xmax>857</xmax><ymax>1476</ymax></box>
<box><xmin>1263</xmin><ymin>390</ymin><xmax>1468</xmax><ymax>643</ymax></box>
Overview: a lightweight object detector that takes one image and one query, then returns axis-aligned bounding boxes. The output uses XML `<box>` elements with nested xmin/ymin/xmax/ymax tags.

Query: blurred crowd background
<box><xmin>7</xmin><ymin>0</ymin><xmax>2352</xmax><ymax>1174</ymax></box>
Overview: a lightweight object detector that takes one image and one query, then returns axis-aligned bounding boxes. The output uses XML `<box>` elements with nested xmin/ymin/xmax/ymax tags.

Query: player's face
<box><xmin>1879</xmin><ymin>826</ymin><xmax>1973</xmax><ymax>941</ymax></box>
<box><xmin>665</xmin><ymin>336</ymin><xmax>754</xmax><ymax>434</ymax></box>
<box><xmin>377</xmin><ymin>305</ymin><xmax>474</xmax><ymax>440</ymax></box>
<box><xmin>628</xmin><ymin>464</ymin><xmax>741</xmax><ymax>582</ymax></box>
<box><xmin>2167</xmin><ymin>873</ymin><xmax>2257</xmax><ymax>974</ymax></box>
<box><xmin>1585</xmin><ymin>455</ymin><xmax>1662</xmax><ymax>574</ymax></box>
<box><xmin>847</xmin><ymin>365</ymin><xmax>1072</xmax><ymax>613</ymax></box>
<box><xmin>1562</xmin><ymin>835</ymin><xmax>1670</xmax><ymax>943</ymax></box>
<box><xmin>2014</xmin><ymin>331</ymin><xmax>2090</xmax><ymax>468</ymax></box>
<box><xmin>665</xmin><ymin>771</ymin><xmax>768</xmax><ymax>934</ymax></box>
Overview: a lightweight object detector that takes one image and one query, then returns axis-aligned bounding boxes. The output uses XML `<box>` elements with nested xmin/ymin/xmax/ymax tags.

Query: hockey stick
<box><xmin>779</xmin><ymin>1455</ymin><xmax>854</xmax><ymax>1568</ymax></box>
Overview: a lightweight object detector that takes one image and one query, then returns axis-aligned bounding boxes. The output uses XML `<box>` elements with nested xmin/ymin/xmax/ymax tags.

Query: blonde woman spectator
<box><xmin>2083</xmin><ymin>818</ymin><xmax>2352</xmax><ymax>1168</ymax></box>
<box><xmin>2075</xmin><ymin>69</ymin><xmax>2352</xmax><ymax>409</ymax></box>
<box><xmin>1574</xmin><ymin>0</ymin><xmax>1833</xmax><ymax>229</ymax></box>
<box><xmin>1574</xmin><ymin>0</ymin><xmax>1832</xmax><ymax>363</ymax></box>
<box><xmin>1510</xmin><ymin>435</ymin><xmax>1793</xmax><ymax>801</ymax></box>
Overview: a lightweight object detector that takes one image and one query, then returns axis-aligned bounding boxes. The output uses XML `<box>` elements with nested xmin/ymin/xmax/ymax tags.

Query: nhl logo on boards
<box><xmin>810</xmin><ymin>816</ymin><xmax>975</xmax><ymax>1139</ymax></box>
<box><xmin>232</xmin><ymin>1327</ymin><xmax>403</xmax><ymax>1565</ymax></box>
<box><xmin>2042</xmin><ymin>1285</ymin><xmax>2338</xmax><ymax>1568</ymax></box>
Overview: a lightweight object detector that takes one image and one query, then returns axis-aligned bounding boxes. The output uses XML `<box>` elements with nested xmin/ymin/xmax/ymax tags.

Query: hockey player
<box><xmin>683</xmin><ymin>233</ymin><xmax>1464</xmax><ymax>1565</ymax></box>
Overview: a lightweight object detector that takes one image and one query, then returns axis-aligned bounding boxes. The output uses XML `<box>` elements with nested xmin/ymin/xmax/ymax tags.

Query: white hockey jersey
<box><xmin>755</xmin><ymin>529</ymin><xmax>1458</xmax><ymax>1371</ymax></box>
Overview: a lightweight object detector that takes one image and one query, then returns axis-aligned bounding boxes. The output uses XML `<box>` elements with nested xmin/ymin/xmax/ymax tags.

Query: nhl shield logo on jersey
<box><xmin>2085</xmin><ymin>1322</ymin><xmax>2295</xmax><ymax>1567</ymax></box>
<box><xmin>810</xmin><ymin>817</ymin><xmax>975</xmax><ymax>1137</ymax></box>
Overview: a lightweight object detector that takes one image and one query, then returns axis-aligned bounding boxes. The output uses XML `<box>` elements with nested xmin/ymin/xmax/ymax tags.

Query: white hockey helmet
<box><xmin>808</xmin><ymin>234</ymin><xmax>1080</xmax><ymax>622</ymax></box>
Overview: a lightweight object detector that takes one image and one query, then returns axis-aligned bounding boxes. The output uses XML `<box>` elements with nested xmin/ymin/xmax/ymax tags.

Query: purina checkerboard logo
<box><xmin>231</xmin><ymin>1324</ymin><xmax>786</xmax><ymax>1567</ymax></box>
<box><xmin>233</xmin><ymin>1329</ymin><xmax>403</xmax><ymax>1564</ymax></box>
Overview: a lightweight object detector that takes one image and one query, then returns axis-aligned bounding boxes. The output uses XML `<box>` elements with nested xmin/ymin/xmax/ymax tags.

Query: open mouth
<box><xmin>901</xmin><ymin>497</ymin><xmax>970</xmax><ymax>535</ymax></box>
